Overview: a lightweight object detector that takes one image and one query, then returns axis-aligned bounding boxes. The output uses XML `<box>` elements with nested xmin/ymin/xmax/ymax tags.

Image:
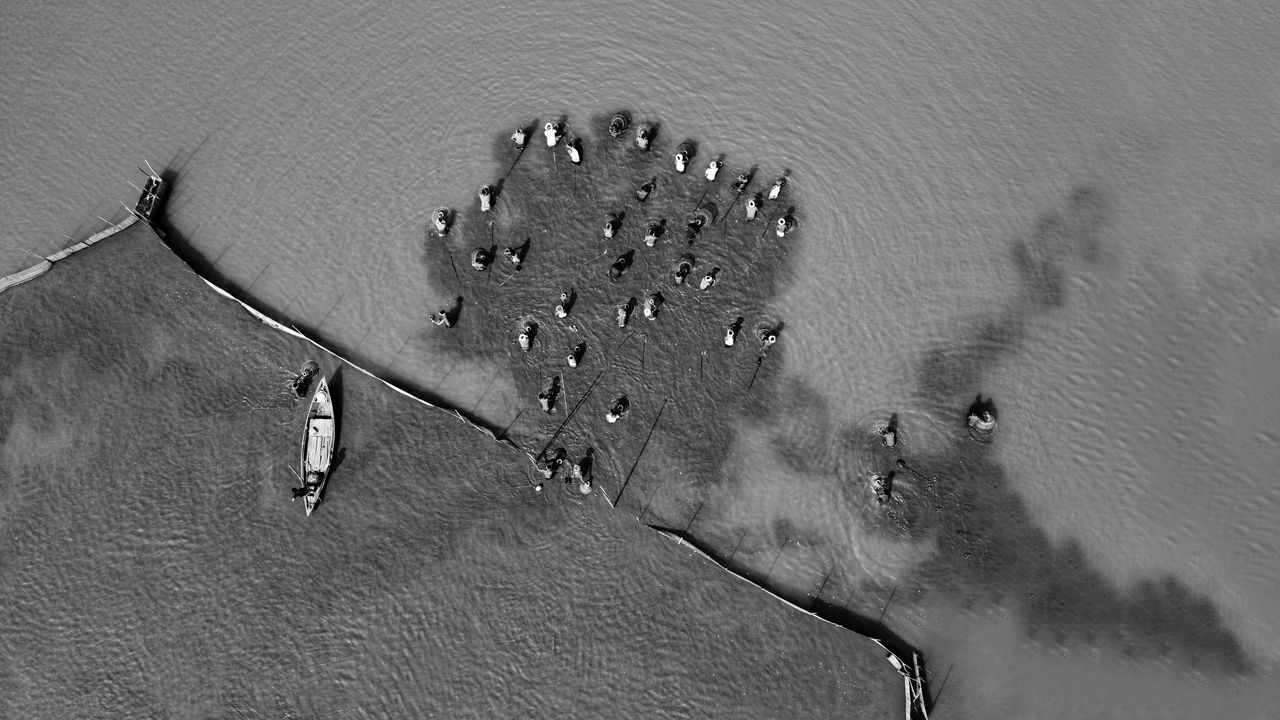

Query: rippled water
<box><xmin>3</xmin><ymin>0</ymin><xmax>1280</xmax><ymax>716</ymax></box>
<box><xmin>0</xmin><ymin>233</ymin><xmax>900</xmax><ymax>718</ymax></box>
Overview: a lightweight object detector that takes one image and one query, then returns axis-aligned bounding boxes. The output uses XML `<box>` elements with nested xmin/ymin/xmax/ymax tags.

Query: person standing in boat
<box><xmin>292</xmin><ymin>471</ymin><xmax>323</xmax><ymax>499</ymax></box>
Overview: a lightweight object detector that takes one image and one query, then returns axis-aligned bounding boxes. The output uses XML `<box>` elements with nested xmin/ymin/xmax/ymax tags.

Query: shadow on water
<box><xmin>890</xmin><ymin>186</ymin><xmax>1250</xmax><ymax>674</ymax></box>
<box><xmin>756</xmin><ymin>185</ymin><xmax>1248</xmax><ymax>676</ymax></box>
<box><xmin>160</xmin><ymin>110</ymin><xmax>1251</xmax><ymax>712</ymax></box>
<box><xmin>328</xmin><ymin>364</ymin><xmax>344</xmax><ymax>447</ymax></box>
<box><xmin>150</xmin><ymin>169</ymin><xmax>509</xmax><ymax>440</ymax></box>
<box><xmin>416</xmin><ymin>113</ymin><xmax>1253</xmax><ymax>703</ymax></box>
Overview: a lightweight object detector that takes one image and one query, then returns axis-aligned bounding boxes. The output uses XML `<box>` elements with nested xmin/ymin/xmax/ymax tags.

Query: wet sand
<box><xmin>0</xmin><ymin>224</ymin><xmax>898</xmax><ymax>718</ymax></box>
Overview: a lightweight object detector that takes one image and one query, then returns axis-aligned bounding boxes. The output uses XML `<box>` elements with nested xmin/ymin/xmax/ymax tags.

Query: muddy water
<box><xmin>0</xmin><ymin>230</ymin><xmax>899</xmax><ymax>718</ymax></box>
<box><xmin>3</xmin><ymin>0</ymin><xmax>1280</xmax><ymax>716</ymax></box>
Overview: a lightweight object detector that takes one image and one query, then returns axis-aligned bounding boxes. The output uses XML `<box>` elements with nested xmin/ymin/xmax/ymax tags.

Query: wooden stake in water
<box><xmin>765</xmin><ymin>537</ymin><xmax>789</xmax><ymax>583</ymax></box>
<box><xmin>468</xmin><ymin>366</ymin><xmax>503</xmax><ymax>415</ymax></box>
<box><xmin>245</xmin><ymin>261</ymin><xmax>273</xmax><ymax>294</ymax></box>
<box><xmin>615</xmin><ymin>396</ymin><xmax>669</xmax><ymax>506</ymax></box>
<box><xmin>690</xmin><ymin>186</ymin><xmax>709</xmax><ymax>214</ymax></box>
<box><xmin>498</xmin><ymin>409</ymin><xmax>524</xmax><ymax>440</ymax></box>
<box><xmin>745</xmin><ymin>355</ymin><xmax>764</xmax><ymax>393</ymax></box>
<box><xmin>683</xmin><ymin>500</ymin><xmax>705</xmax><ymax>533</ymax></box>
<box><xmin>447</xmin><ymin>249</ymin><xmax>463</xmax><ymax>289</ymax></box>
<box><xmin>314</xmin><ymin>292</ymin><xmax>346</xmax><ymax>333</ymax></box>
<box><xmin>380</xmin><ymin>336</ymin><xmax>413</xmax><ymax>376</ymax></box>
<box><xmin>536</xmin><ymin>370</ymin><xmax>605</xmax><ymax>460</ymax></box>
<box><xmin>728</xmin><ymin>530</ymin><xmax>747</xmax><ymax>562</ymax></box>
<box><xmin>721</xmin><ymin>177</ymin><xmax>751</xmax><ymax>223</ymax></box>
<box><xmin>813</xmin><ymin>568</ymin><xmax>833</xmax><ymax>599</ymax></box>
<box><xmin>932</xmin><ymin>663</ymin><xmax>954</xmax><ymax>709</ymax></box>
<box><xmin>878</xmin><ymin>586</ymin><xmax>897</xmax><ymax>624</ymax></box>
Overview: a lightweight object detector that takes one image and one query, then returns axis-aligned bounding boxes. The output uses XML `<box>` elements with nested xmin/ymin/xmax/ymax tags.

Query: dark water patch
<box><xmin>880</xmin><ymin>187</ymin><xmax>1248</xmax><ymax>674</ymax></box>
<box><xmin>423</xmin><ymin>129</ymin><xmax>1251</xmax><ymax>695</ymax></box>
<box><xmin>419</xmin><ymin>111</ymin><xmax>799</xmax><ymax>498</ymax></box>
<box><xmin>630</xmin><ymin>184</ymin><xmax>1249</xmax><ymax>695</ymax></box>
<box><xmin>0</xmin><ymin>231</ymin><xmax>898</xmax><ymax>717</ymax></box>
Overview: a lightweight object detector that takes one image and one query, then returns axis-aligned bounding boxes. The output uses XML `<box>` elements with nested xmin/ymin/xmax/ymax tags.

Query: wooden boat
<box><xmin>300</xmin><ymin>375</ymin><xmax>335</xmax><ymax>516</ymax></box>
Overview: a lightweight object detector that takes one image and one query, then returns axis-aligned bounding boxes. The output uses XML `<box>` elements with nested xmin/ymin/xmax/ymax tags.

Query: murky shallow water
<box><xmin>3</xmin><ymin>0</ymin><xmax>1280</xmax><ymax>716</ymax></box>
<box><xmin>0</xmin><ymin>231</ymin><xmax>900</xmax><ymax>718</ymax></box>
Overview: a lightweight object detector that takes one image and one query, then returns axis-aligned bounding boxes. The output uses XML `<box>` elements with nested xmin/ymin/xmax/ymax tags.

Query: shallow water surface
<box><xmin>0</xmin><ymin>232</ymin><xmax>899</xmax><ymax>718</ymax></box>
<box><xmin>3</xmin><ymin>0</ymin><xmax>1280</xmax><ymax>716</ymax></box>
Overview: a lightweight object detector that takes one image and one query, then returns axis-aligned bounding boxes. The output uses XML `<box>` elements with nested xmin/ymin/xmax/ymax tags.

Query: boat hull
<box><xmin>300</xmin><ymin>376</ymin><xmax>335</xmax><ymax>515</ymax></box>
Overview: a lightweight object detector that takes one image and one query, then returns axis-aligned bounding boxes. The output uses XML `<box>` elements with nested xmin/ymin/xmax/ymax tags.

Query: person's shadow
<box><xmin>325</xmin><ymin>366</ymin><xmax>347</xmax><ymax>495</ymax></box>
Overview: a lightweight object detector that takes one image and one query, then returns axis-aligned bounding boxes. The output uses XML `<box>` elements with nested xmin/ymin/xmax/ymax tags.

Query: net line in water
<box><xmin>0</xmin><ymin>168</ymin><xmax>164</xmax><ymax>295</ymax></box>
<box><xmin>8</xmin><ymin>127</ymin><xmax>927</xmax><ymax>718</ymax></box>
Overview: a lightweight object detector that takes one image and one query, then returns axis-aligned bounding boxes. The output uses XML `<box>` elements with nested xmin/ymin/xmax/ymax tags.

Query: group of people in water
<box><xmin>425</xmin><ymin>113</ymin><xmax>800</xmax><ymax>384</ymax></box>
<box><xmin>432</xmin><ymin>114</ymin><xmax>1007</xmax><ymax>504</ymax></box>
<box><xmin>866</xmin><ymin>397</ymin><xmax>999</xmax><ymax>504</ymax></box>
<box><xmin>531</xmin><ymin>447</ymin><xmax>595</xmax><ymax>495</ymax></box>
